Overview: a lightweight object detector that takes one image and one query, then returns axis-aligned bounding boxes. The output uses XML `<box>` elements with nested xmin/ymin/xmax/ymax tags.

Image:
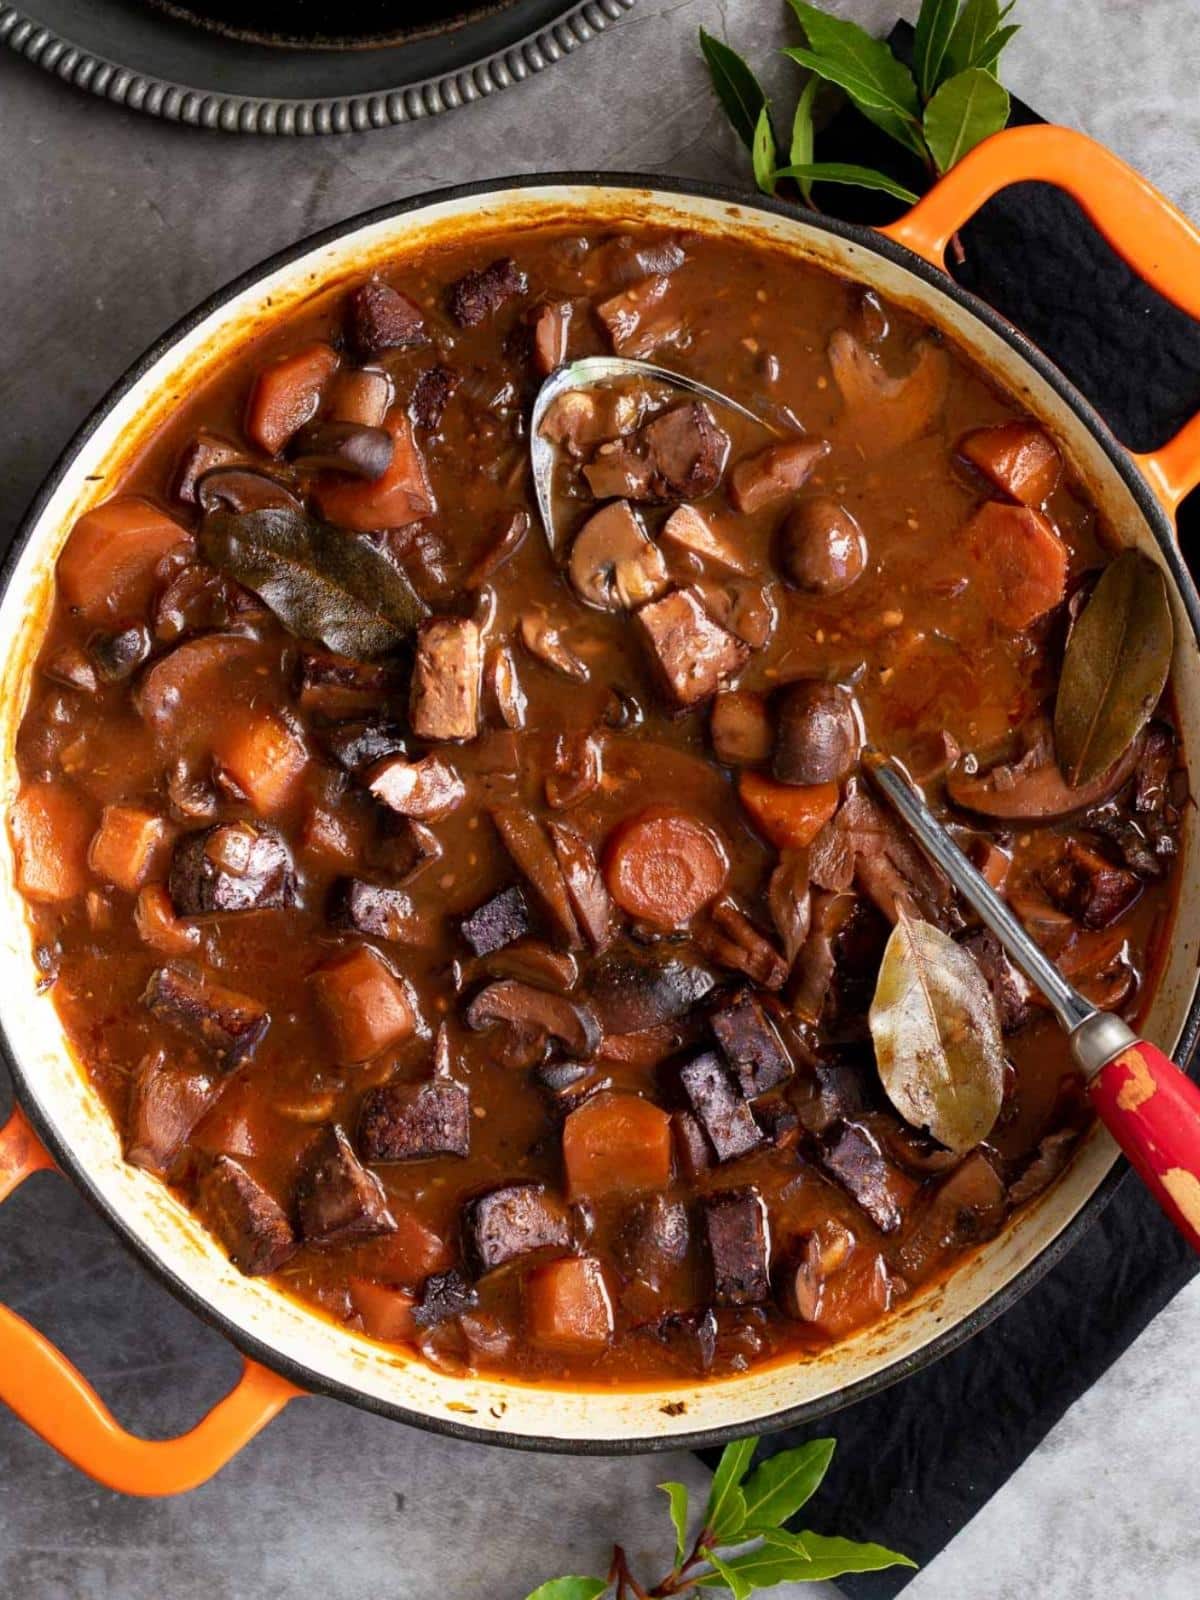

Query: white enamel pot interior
<box><xmin>2</xmin><ymin>177</ymin><xmax>1198</xmax><ymax>1453</ymax></box>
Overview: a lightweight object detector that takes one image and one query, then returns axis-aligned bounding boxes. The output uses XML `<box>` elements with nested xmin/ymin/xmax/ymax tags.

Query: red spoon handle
<box><xmin>1087</xmin><ymin>1041</ymin><xmax>1200</xmax><ymax>1254</ymax></box>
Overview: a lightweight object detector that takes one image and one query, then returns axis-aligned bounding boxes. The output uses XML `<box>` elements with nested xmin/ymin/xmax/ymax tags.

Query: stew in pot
<box><xmin>10</xmin><ymin>222</ymin><xmax>1186</xmax><ymax>1385</ymax></box>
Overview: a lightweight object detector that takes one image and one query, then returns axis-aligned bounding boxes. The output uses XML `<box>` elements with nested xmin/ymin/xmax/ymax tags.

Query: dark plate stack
<box><xmin>0</xmin><ymin>0</ymin><xmax>633</xmax><ymax>132</ymax></box>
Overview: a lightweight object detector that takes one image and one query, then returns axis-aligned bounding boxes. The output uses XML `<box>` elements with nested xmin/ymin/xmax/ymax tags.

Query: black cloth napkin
<box><xmin>701</xmin><ymin>26</ymin><xmax>1200</xmax><ymax>1596</ymax></box>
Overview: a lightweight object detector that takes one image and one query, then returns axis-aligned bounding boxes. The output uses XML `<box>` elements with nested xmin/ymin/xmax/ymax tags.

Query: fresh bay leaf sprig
<box><xmin>700</xmin><ymin>0</ymin><xmax>1019</xmax><ymax>207</ymax></box>
<box><xmin>521</xmin><ymin>1436</ymin><xmax>913</xmax><ymax>1598</ymax></box>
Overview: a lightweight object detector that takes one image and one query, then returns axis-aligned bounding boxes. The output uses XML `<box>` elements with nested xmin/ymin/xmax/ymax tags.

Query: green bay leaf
<box><xmin>923</xmin><ymin>67</ymin><xmax>1010</xmax><ymax>173</ymax></box>
<box><xmin>773</xmin><ymin>162</ymin><xmax>919</xmax><ymax>203</ymax></box>
<box><xmin>704</xmin><ymin>1550</ymin><xmax>754</xmax><ymax>1600</ymax></box>
<box><xmin>695</xmin><ymin>1538</ymin><xmax>813</xmax><ymax>1591</ymax></box>
<box><xmin>658</xmin><ymin>1481</ymin><xmax>691</xmax><ymax>1564</ymax></box>
<box><xmin>699</xmin><ymin>28</ymin><xmax>769</xmax><ymax>153</ymax></box>
<box><xmin>783</xmin><ymin>47</ymin><xmax>926</xmax><ymax>160</ymax></box>
<box><xmin>523</xmin><ymin>1578</ymin><xmax>608</xmax><ymax>1600</ymax></box>
<box><xmin>944</xmin><ymin>0</ymin><xmax>1000</xmax><ymax>75</ymax></box>
<box><xmin>783</xmin><ymin>0</ymin><xmax>925</xmax><ymax>159</ymax></box>
<box><xmin>978</xmin><ymin>20</ymin><xmax>1021</xmax><ymax>72</ymax></box>
<box><xmin>788</xmin><ymin>76</ymin><xmax>818</xmax><ymax>203</ymax></box>
<box><xmin>790</xmin><ymin>1531</ymin><xmax>916</xmax><ymax>1580</ymax></box>
<box><xmin>739</xmin><ymin>1439</ymin><xmax>837</xmax><ymax>1533</ymax></box>
<box><xmin>913</xmin><ymin>0</ymin><xmax>959</xmax><ymax>98</ymax></box>
<box><xmin>753</xmin><ymin>104</ymin><xmax>778</xmax><ymax>196</ymax></box>
<box><xmin>704</xmin><ymin>1436</ymin><xmax>756</xmax><ymax>1542</ymax></box>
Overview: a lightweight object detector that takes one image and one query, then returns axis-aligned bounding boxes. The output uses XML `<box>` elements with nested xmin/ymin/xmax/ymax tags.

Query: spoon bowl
<box><xmin>866</xmin><ymin>749</ymin><xmax>1200</xmax><ymax>1255</ymax></box>
<box><xmin>528</xmin><ymin>355</ymin><xmax>774</xmax><ymax>550</ymax></box>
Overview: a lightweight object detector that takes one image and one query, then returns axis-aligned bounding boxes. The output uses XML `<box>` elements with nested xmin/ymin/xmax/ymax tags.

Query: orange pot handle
<box><xmin>879</xmin><ymin>124</ymin><xmax>1200</xmax><ymax>518</ymax></box>
<box><xmin>0</xmin><ymin>1106</ymin><xmax>302</xmax><ymax>1495</ymax></box>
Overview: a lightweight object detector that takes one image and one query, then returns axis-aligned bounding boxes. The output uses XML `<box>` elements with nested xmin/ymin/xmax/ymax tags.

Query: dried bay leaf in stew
<box><xmin>1054</xmin><ymin>550</ymin><xmax>1172</xmax><ymax>787</ymax></box>
<box><xmin>199</xmin><ymin>505</ymin><xmax>426</xmax><ymax>658</ymax></box>
<box><xmin>868</xmin><ymin>916</ymin><xmax>1005</xmax><ymax>1154</ymax></box>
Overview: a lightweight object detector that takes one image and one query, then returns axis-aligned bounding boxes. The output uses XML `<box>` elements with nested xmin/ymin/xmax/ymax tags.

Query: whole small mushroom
<box><xmin>773</xmin><ymin>680</ymin><xmax>862</xmax><ymax>785</ymax></box>
<box><xmin>777</xmin><ymin>496</ymin><xmax>867</xmax><ymax>595</ymax></box>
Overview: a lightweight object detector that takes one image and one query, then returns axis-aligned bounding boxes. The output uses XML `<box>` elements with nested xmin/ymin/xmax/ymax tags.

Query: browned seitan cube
<box><xmin>359</xmin><ymin>1079</ymin><xmax>471</xmax><ymax>1161</ymax></box>
<box><xmin>199</xmin><ymin>1156</ymin><xmax>297</xmax><ymax>1275</ymax></box>
<box><xmin>635</xmin><ymin>589</ymin><xmax>749</xmax><ymax>710</ymax></box>
<box><xmin>729</xmin><ymin>437</ymin><xmax>830</xmax><ymax>513</ymax></box>
<box><xmin>169</xmin><ymin>821</ymin><xmax>296</xmax><ymax>916</ymax></box>
<box><xmin>678</xmin><ymin>1051</ymin><xmax>763</xmax><ymax>1163</ymax></box>
<box><xmin>460</xmin><ymin>885</ymin><xmax>530</xmax><ymax>956</ymax></box>
<box><xmin>350</xmin><ymin>278</ymin><xmax>427</xmax><ymax>355</ymax></box>
<box><xmin>329</xmin><ymin>879</ymin><xmax>438</xmax><ymax>946</ymax></box>
<box><xmin>584</xmin><ymin>403</ymin><xmax>729</xmax><ymax>503</ymax></box>
<box><xmin>702</xmin><ymin>1188</ymin><xmax>770</xmax><ymax>1306</ymax></box>
<box><xmin>448</xmin><ymin>258</ymin><xmax>528</xmax><ymax>327</ymax></box>
<box><xmin>143</xmin><ymin>963</ymin><xmax>270</xmax><ymax>1069</ymax></box>
<box><xmin>296</xmin><ymin>1124</ymin><xmax>396</xmax><ymax>1244</ymax></box>
<box><xmin>818</xmin><ymin>1122</ymin><xmax>917</xmax><ymax>1235</ymax></box>
<box><xmin>710</xmin><ymin>989</ymin><xmax>793</xmax><ymax>1099</ymax></box>
<box><xmin>124</xmin><ymin>1051</ymin><xmax>218</xmax><ymax>1176</ymax></box>
<box><xmin>368</xmin><ymin>754</ymin><xmax>465</xmax><ymax>820</ymax></box>
<box><xmin>409</xmin><ymin>617</ymin><xmax>481</xmax><ymax>742</ymax></box>
<box><xmin>463</xmin><ymin>1183</ymin><xmax>572</xmax><ymax>1273</ymax></box>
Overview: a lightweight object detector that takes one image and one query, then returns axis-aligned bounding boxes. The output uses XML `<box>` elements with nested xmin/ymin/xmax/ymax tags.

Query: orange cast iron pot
<box><xmin>2</xmin><ymin>125</ymin><xmax>1200</xmax><ymax>1494</ymax></box>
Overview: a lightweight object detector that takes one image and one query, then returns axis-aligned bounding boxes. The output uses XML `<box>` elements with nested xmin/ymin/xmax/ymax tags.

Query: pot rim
<box><xmin>5</xmin><ymin>168</ymin><xmax>1199</xmax><ymax>1456</ymax></box>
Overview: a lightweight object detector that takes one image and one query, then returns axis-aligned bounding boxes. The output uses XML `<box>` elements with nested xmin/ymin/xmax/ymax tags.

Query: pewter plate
<box><xmin>0</xmin><ymin>0</ymin><xmax>633</xmax><ymax>134</ymax></box>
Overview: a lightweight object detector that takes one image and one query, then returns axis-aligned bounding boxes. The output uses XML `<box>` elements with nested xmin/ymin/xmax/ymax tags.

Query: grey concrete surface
<box><xmin>1</xmin><ymin>3</ymin><xmax>1198</xmax><ymax>1596</ymax></box>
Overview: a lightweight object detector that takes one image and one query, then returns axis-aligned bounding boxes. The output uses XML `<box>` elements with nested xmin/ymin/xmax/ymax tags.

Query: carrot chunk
<box><xmin>314</xmin><ymin>945</ymin><xmax>420</xmax><ymax>1064</ymax></box>
<box><xmin>350</xmin><ymin>1279</ymin><xmax>418</xmax><ymax>1343</ymax></box>
<box><xmin>960</xmin><ymin>422</ymin><xmax>1061</xmax><ymax>507</ymax></box>
<box><xmin>11</xmin><ymin>782</ymin><xmax>93</xmax><ymax>902</ymax></box>
<box><xmin>603</xmin><ymin>806</ymin><xmax>728</xmax><ymax>929</ymax></box>
<box><xmin>298</xmin><ymin>803</ymin><xmax>369</xmax><ymax>871</ymax></box>
<box><xmin>961</xmin><ymin>500</ymin><xmax>1068</xmax><ymax>630</ymax></box>
<box><xmin>246</xmin><ymin>340</ymin><xmax>339</xmax><ymax>454</ymax></box>
<box><xmin>315</xmin><ymin>409</ymin><xmax>435</xmax><ymax>532</ymax></box>
<box><xmin>737</xmin><ymin>772</ymin><xmax>838</xmax><ymax>850</ymax></box>
<box><xmin>562</xmin><ymin>1091</ymin><xmax>673</xmax><ymax>1200</ymax></box>
<box><xmin>57</xmin><ymin>497</ymin><xmax>190</xmax><ymax>623</ymax></box>
<box><xmin>88</xmin><ymin>805</ymin><xmax>173</xmax><ymax>893</ymax></box>
<box><xmin>524</xmin><ymin>1256</ymin><xmax>614</xmax><ymax>1354</ymax></box>
<box><xmin>352</xmin><ymin>1208</ymin><xmax>452</xmax><ymax>1285</ymax></box>
<box><xmin>215</xmin><ymin>712</ymin><xmax>308</xmax><ymax>815</ymax></box>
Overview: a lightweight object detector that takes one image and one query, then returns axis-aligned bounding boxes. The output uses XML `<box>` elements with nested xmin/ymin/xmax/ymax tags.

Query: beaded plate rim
<box><xmin>0</xmin><ymin>0</ymin><xmax>634</xmax><ymax>135</ymax></box>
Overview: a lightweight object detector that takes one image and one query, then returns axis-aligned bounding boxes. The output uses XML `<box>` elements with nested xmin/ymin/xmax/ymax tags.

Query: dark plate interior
<box><xmin>7</xmin><ymin>0</ymin><xmax>621</xmax><ymax>106</ymax></box>
<box><xmin>143</xmin><ymin>0</ymin><xmax>506</xmax><ymax>49</ymax></box>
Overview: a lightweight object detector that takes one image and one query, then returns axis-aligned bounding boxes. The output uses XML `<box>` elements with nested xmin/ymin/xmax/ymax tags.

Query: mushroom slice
<box><xmin>484</xmin><ymin>642</ymin><xmax>528</xmax><ymax>730</ymax></box>
<box><xmin>947</xmin><ymin>729</ymin><xmax>1145</xmax><ymax>822</ymax></box>
<box><xmin>519</xmin><ymin>610</ymin><xmax>590</xmax><ymax>682</ymax></box>
<box><xmin>368</xmin><ymin>754</ymin><xmax>465</xmax><ymax>820</ymax></box>
<box><xmin>828</xmin><ymin>331</ymin><xmax>949</xmax><ymax>455</ymax></box>
<box><xmin>465</xmin><ymin>978</ymin><xmax>600</xmax><ymax>1058</ymax></box>
<box><xmin>568</xmin><ymin>501</ymin><xmax>669</xmax><ymax>611</ymax></box>
<box><xmin>661</xmin><ymin>504</ymin><xmax>754</xmax><ymax>576</ymax></box>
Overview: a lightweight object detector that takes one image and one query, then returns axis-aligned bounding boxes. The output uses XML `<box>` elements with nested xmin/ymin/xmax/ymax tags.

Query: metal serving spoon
<box><xmin>867</xmin><ymin>751</ymin><xmax>1200</xmax><ymax>1253</ymax></box>
<box><xmin>529</xmin><ymin>356</ymin><xmax>778</xmax><ymax>551</ymax></box>
<box><xmin>529</xmin><ymin>359</ymin><xmax>1200</xmax><ymax>1248</ymax></box>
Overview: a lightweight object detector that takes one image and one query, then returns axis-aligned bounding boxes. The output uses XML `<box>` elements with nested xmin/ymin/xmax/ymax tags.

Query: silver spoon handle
<box><xmin>867</xmin><ymin>755</ymin><xmax>1138</xmax><ymax>1074</ymax></box>
<box><xmin>866</xmin><ymin>755</ymin><xmax>1127</xmax><ymax>1042</ymax></box>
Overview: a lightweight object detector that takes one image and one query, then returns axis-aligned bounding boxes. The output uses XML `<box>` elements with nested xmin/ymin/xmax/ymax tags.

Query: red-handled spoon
<box><xmin>868</xmin><ymin>752</ymin><xmax>1200</xmax><ymax>1253</ymax></box>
